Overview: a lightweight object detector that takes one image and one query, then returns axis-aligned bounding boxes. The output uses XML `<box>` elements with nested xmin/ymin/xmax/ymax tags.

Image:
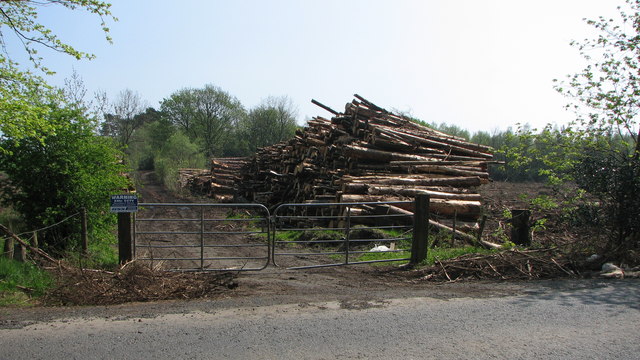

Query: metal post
<box><xmin>118</xmin><ymin>213</ymin><xmax>133</xmax><ymax>264</ymax></box>
<box><xmin>200</xmin><ymin>207</ymin><xmax>205</xmax><ymax>271</ymax></box>
<box><xmin>411</xmin><ymin>194</ymin><xmax>430</xmax><ymax>265</ymax></box>
<box><xmin>344</xmin><ymin>206</ymin><xmax>351</xmax><ymax>265</ymax></box>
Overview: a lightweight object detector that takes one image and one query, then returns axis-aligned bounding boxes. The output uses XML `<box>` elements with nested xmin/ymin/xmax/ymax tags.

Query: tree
<box><xmin>240</xmin><ymin>96</ymin><xmax>298</xmax><ymax>151</ymax></box>
<box><xmin>160</xmin><ymin>85</ymin><xmax>245</xmax><ymax>158</ymax></box>
<box><xmin>159</xmin><ymin>88</ymin><xmax>197</xmax><ymax>138</ymax></box>
<box><xmin>0</xmin><ymin>103</ymin><xmax>129</xmax><ymax>252</ymax></box>
<box><xmin>127</xmin><ymin>108</ymin><xmax>174</xmax><ymax>170</ymax></box>
<box><xmin>0</xmin><ymin>1</ymin><xmax>115</xmax><ymax>149</ymax></box>
<box><xmin>0</xmin><ymin>0</ymin><xmax>115</xmax><ymax>72</ymax></box>
<box><xmin>154</xmin><ymin>132</ymin><xmax>206</xmax><ymax>191</ymax></box>
<box><xmin>548</xmin><ymin>0</ymin><xmax>640</xmax><ymax>252</ymax></box>
<box><xmin>99</xmin><ymin>89</ymin><xmax>147</xmax><ymax>148</ymax></box>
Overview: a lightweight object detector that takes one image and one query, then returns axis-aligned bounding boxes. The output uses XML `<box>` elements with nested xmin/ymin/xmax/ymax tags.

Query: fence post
<box><xmin>13</xmin><ymin>243</ymin><xmax>26</xmax><ymax>262</ymax></box>
<box><xmin>81</xmin><ymin>207</ymin><xmax>88</xmax><ymax>255</ymax></box>
<box><xmin>411</xmin><ymin>194</ymin><xmax>430</xmax><ymax>265</ymax></box>
<box><xmin>510</xmin><ymin>209</ymin><xmax>531</xmax><ymax>246</ymax></box>
<box><xmin>3</xmin><ymin>234</ymin><xmax>14</xmax><ymax>259</ymax></box>
<box><xmin>118</xmin><ymin>213</ymin><xmax>133</xmax><ymax>264</ymax></box>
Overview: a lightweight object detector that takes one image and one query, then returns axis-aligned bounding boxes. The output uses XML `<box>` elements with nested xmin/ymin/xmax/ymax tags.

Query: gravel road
<box><xmin>1</xmin><ymin>279</ymin><xmax>638</xmax><ymax>359</ymax></box>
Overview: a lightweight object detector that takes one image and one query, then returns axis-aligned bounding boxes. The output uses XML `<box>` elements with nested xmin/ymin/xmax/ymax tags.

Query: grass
<box><xmin>0</xmin><ymin>256</ymin><xmax>53</xmax><ymax>306</ymax></box>
<box><xmin>353</xmin><ymin>244</ymin><xmax>497</xmax><ymax>267</ymax></box>
<box><xmin>274</xmin><ymin>228</ymin><xmax>494</xmax><ymax>267</ymax></box>
<box><xmin>355</xmin><ymin>250</ymin><xmax>411</xmax><ymax>263</ymax></box>
<box><xmin>65</xmin><ymin>240</ymin><xmax>119</xmax><ymax>270</ymax></box>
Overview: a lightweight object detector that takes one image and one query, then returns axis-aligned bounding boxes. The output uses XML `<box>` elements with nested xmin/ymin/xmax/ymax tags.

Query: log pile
<box><xmin>183</xmin><ymin>95</ymin><xmax>496</xmax><ymax>244</ymax></box>
<box><xmin>181</xmin><ymin>158</ymin><xmax>249</xmax><ymax>201</ymax></box>
<box><xmin>241</xmin><ymin>95</ymin><xmax>492</xmax><ymax>204</ymax></box>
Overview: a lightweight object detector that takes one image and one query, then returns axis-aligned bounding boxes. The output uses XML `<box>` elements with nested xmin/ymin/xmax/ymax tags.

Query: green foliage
<box><xmin>552</xmin><ymin>0</ymin><xmax>640</xmax><ymax>251</ymax></box>
<box><xmin>0</xmin><ymin>257</ymin><xmax>53</xmax><ymax>305</ymax></box>
<box><xmin>238</xmin><ymin>96</ymin><xmax>299</xmax><ymax>152</ymax></box>
<box><xmin>65</xmin><ymin>239</ymin><xmax>118</xmax><ymax>269</ymax></box>
<box><xmin>0</xmin><ymin>61</ymin><xmax>59</xmax><ymax>152</ymax></box>
<box><xmin>126</xmin><ymin>112</ymin><xmax>175</xmax><ymax>170</ymax></box>
<box><xmin>428</xmin><ymin>122</ymin><xmax>471</xmax><ymax>140</ymax></box>
<box><xmin>0</xmin><ymin>0</ymin><xmax>116</xmax><ymax>73</ymax></box>
<box><xmin>160</xmin><ymin>85</ymin><xmax>246</xmax><ymax>158</ymax></box>
<box><xmin>0</xmin><ymin>1</ymin><xmax>115</xmax><ymax>150</ymax></box>
<box><xmin>154</xmin><ymin>132</ymin><xmax>206</xmax><ymax>191</ymax></box>
<box><xmin>0</xmin><ymin>104</ymin><xmax>129</xmax><ymax>252</ymax></box>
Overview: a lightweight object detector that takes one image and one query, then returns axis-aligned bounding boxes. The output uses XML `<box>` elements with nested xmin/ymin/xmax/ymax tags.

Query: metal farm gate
<box><xmin>271</xmin><ymin>201</ymin><xmax>414</xmax><ymax>269</ymax></box>
<box><xmin>131</xmin><ymin>197</ymin><xmax>429</xmax><ymax>271</ymax></box>
<box><xmin>133</xmin><ymin>203</ymin><xmax>270</xmax><ymax>271</ymax></box>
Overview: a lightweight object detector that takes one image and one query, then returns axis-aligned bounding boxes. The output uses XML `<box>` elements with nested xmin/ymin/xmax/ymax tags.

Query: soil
<box><xmin>0</xmin><ymin>174</ymin><xmax>585</xmax><ymax>324</ymax></box>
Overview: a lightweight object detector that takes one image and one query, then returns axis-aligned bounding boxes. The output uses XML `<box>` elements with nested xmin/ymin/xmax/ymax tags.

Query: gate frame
<box><xmin>127</xmin><ymin>197</ymin><xmax>429</xmax><ymax>271</ymax></box>
<box><xmin>271</xmin><ymin>200</ymin><xmax>422</xmax><ymax>270</ymax></box>
<box><xmin>133</xmin><ymin>202</ymin><xmax>271</xmax><ymax>272</ymax></box>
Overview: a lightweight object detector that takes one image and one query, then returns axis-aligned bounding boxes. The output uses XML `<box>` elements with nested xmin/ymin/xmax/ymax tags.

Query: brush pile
<box><xmin>418</xmin><ymin>249</ymin><xmax>576</xmax><ymax>282</ymax></box>
<box><xmin>44</xmin><ymin>262</ymin><xmax>237</xmax><ymax>306</ymax></box>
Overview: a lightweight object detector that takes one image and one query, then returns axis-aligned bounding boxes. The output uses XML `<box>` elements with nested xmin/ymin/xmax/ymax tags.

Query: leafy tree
<box><xmin>240</xmin><ymin>96</ymin><xmax>298</xmax><ymax>152</ymax></box>
<box><xmin>554</xmin><ymin>0</ymin><xmax>640</xmax><ymax>251</ymax></box>
<box><xmin>160</xmin><ymin>85</ymin><xmax>246</xmax><ymax>157</ymax></box>
<box><xmin>154</xmin><ymin>132</ymin><xmax>206</xmax><ymax>191</ymax></box>
<box><xmin>501</xmin><ymin>0</ymin><xmax>640</xmax><ymax>253</ymax></box>
<box><xmin>127</xmin><ymin>111</ymin><xmax>175</xmax><ymax>170</ymax></box>
<box><xmin>0</xmin><ymin>104</ymin><xmax>129</xmax><ymax>252</ymax></box>
<box><xmin>159</xmin><ymin>88</ymin><xmax>197</xmax><ymax>138</ymax></box>
<box><xmin>0</xmin><ymin>0</ymin><xmax>115</xmax><ymax>71</ymax></box>
<box><xmin>0</xmin><ymin>62</ymin><xmax>58</xmax><ymax>150</ymax></box>
<box><xmin>0</xmin><ymin>1</ymin><xmax>115</xmax><ymax>148</ymax></box>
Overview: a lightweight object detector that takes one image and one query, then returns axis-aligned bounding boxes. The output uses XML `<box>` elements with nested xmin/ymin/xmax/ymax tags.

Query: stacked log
<box><xmin>181</xmin><ymin>158</ymin><xmax>249</xmax><ymax>201</ymax></box>
<box><xmin>185</xmin><ymin>95</ymin><xmax>497</xmax><ymax>245</ymax></box>
<box><xmin>233</xmin><ymin>96</ymin><xmax>497</xmax><ymax>244</ymax></box>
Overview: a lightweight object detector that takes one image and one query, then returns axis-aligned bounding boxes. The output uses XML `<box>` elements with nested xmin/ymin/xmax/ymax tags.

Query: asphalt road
<box><xmin>1</xmin><ymin>279</ymin><xmax>639</xmax><ymax>359</ymax></box>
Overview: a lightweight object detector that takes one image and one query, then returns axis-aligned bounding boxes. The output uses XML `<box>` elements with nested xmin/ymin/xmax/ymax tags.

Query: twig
<box><xmin>436</xmin><ymin>259</ymin><xmax>452</xmax><ymax>282</ymax></box>
<box><xmin>551</xmin><ymin>258</ymin><xmax>575</xmax><ymax>276</ymax></box>
<box><xmin>486</xmin><ymin>260</ymin><xmax>506</xmax><ymax>279</ymax></box>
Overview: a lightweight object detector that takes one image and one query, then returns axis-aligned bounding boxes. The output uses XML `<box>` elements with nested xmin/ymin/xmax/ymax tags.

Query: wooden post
<box><xmin>510</xmin><ymin>209</ymin><xmax>531</xmax><ymax>246</ymax></box>
<box><xmin>452</xmin><ymin>210</ymin><xmax>457</xmax><ymax>242</ymax></box>
<box><xmin>3</xmin><ymin>234</ymin><xmax>14</xmax><ymax>259</ymax></box>
<box><xmin>80</xmin><ymin>207</ymin><xmax>88</xmax><ymax>255</ymax></box>
<box><xmin>410</xmin><ymin>194</ymin><xmax>430</xmax><ymax>265</ymax></box>
<box><xmin>118</xmin><ymin>213</ymin><xmax>133</xmax><ymax>264</ymax></box>
<box><xmin>32</xmin><ymin>232</ymin><xmax>38</xmax><ymax>249</ymax></box>
<box><xmin>13</xmin><ymin>243</ymin><xmax>26</xmax><ymax>262</ymax></box>
<box><xmin>477</xmin><ymin>215</ymin><xmax>487</xmax><ymax>243</ymax></box>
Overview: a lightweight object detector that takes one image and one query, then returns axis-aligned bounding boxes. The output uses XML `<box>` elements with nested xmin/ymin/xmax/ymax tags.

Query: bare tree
<box><xmin>100</xmin><ymin>89</ymin><xmax>147</xmax><ymax>147</ymax></box>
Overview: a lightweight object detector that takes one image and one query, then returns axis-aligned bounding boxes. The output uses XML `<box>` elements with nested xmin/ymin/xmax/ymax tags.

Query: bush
<box><xmin>154</xmin><ymin>132</ymin><xmax>206</xmax><ymax>191</ymax></box>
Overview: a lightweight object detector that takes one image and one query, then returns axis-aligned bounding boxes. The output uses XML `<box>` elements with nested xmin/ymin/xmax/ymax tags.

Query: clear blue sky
<box><xmin>19</xmin><ymin>0</ymin><xmax>622</xmax><ymax>133</ymax></box>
